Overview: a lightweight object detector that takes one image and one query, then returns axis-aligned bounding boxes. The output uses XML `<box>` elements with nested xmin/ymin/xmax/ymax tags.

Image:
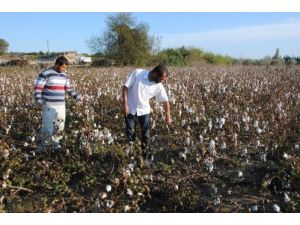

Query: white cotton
<box><xmin>106</xmin><ymin>185</ymin><xmax>112</xmax><ymax>192</ymax></box>
<box><xmin>126</xmin><ymin>188</ymin><xmax>133</xmax><ymax>196</ymax></box>
<box><xmin>221</xmin><ymin>142</ymin><xmax>226</xmax><ymax>150</ymax></box>
<box><xmin>209</xmin><ymin>140</ymin><xmax>216</xmax><ymax>157</ymax></box>
<box><xmin>272</xmin><ymin>204</ymin><xmax>280</xmax><ymax>213</ymax></box>
<box><xmin>284</xmin><ymin>192</ymin><xmax>291</xmax><ymax>203</ymax></box>
<box><xmin>203</xmin><ymin>159</ymin><xmax>214</xmax><ymax>173</ymax></box>
<box><xmin>105</xmin><ymin>200</ymin><xmax>114</xmax><ymax>209</ymax></box>
<box><xmin>124</xmin><ymin>205</ymin><xmax>130</xmax><ymax>212</ymax></box>
<box><xmin>179</xmin><ymin>152</ymin><xmax>187</xmax><ymax>160</ymax></box>
<box><xmin>219</xmin><ymin>118</ymin><xmax>225</xmax><ymax>129</ymax></box>
<box><xmin>185</xmin><ymin>136</ymin><xmax>191</xmax><ymax>146</ymax></box>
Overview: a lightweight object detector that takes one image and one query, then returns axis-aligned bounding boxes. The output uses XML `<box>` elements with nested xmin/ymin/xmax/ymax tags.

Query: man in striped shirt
<box><xmin>35</xmin><ymin>56</ymin><xmax>82</xmax><ymax>151</ymax></box>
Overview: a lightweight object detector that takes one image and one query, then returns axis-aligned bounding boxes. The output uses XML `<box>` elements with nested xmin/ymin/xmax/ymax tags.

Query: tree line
<box><xmin>87</xmin><ymin>13</ymin><xmax>300</xmax><ymax>67</ymax></box>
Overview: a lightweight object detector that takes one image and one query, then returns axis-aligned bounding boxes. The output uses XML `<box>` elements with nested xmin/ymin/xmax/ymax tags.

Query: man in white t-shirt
<box><xmin>122</xmin><ymin>64</ymin><xmax>172</xmax><ymax>159</ymax></box>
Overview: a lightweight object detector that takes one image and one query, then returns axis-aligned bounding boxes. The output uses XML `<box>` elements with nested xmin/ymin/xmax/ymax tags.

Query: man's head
<box><xmin>150</xmin><ymin>64</ymin><xmax>169</xmax><ymax>84</ymax></box>
<box><xmin>54</xmin><ymin>56</ymin><xmax>69</xmax><ymax>73</ymax></box>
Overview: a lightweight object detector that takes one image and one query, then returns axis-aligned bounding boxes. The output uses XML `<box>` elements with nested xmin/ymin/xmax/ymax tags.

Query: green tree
<box><xmin>88</xmin><ymin>13</ymin><xmax>159</xmax><ymax>66</ymax></box>
<box><xmin>294</xmin><ymin>56</ymin><xmax>300</xmax><ymax>65</ymax></box>
<box><xmin>0</xmin><ymin>39</ymin><xmax>9</xmax><ymax>55</ymax></box>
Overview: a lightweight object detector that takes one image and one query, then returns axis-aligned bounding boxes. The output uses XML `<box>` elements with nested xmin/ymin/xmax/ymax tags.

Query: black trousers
<box><xmin>125</xmin><ymin>113</ymin><xmax>150</xmax><ymax>151</ymax></box>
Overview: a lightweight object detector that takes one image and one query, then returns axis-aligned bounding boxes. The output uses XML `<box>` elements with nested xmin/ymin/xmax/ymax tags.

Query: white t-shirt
<box><xmin>124</xmin><ymin>69</ymin><xmax>169</xmax><ymax>116</ymax></box>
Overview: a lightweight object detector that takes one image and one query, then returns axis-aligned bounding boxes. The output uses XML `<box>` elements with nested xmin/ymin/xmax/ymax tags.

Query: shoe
<box><xmin>53</xmin><ymin>142</ymin><xmax>62</xmax><ymax>151</ymax></box>
<box><xmin>36</xmin><ymin>141</ymin><xmax>48</xmax><ymax>153</ymax></box>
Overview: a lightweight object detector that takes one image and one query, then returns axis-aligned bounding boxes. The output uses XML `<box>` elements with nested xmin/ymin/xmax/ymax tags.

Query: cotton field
<box><xmin>0</xmin><ymin>65</ymin><xmax>299</xmax><ymax>212</ymax></box>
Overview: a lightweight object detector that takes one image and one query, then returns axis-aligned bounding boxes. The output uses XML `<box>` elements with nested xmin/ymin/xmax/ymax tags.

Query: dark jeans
<box><xmin>125</xmin><ymin>113</ymin><xmax>150</xmax><ymax>151</ymax></box>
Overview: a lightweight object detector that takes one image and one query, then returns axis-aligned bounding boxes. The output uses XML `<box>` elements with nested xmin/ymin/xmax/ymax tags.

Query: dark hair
<box><xmin>55</xmin><ymin>56</ymin><xmax>69</xmax><ymax>66</ymax></box>
<box><xmin>151</xmin><ymin>64</ymin><xmax>169</xmax><ymax>77</ymax></box>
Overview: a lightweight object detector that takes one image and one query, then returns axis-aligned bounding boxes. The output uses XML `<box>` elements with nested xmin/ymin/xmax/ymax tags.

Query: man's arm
<box><xmin>122</xmin><ymin>85</ymin><xmax>129</xmax><ymax>117</ymax></box>
<box><xmin>163</xmin><ymin>101</ymin><xmax>172</xmax><ymax>125</ymax></box>
<box><xmin>122</xmin><ymin>70</ymin><xmax>137</xmax><ymax>117</ymax></box>
<box><xmin>34</xmin><ymin>72</ymin><xmax>47</xmax><ymax>110</ymax></box>
<box><xmin>65</xmin><ymin>77</ymin><xmax>82</xmax><ymax>102</ymax></box>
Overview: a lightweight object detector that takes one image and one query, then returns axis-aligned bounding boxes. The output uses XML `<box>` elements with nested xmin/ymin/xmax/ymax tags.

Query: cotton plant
<box><xmin>106</xmin><ymin>185</ymin><xmax>112</xmax><ymax>192</ymax></box>
<box><xmin>283</xmin><ymin>192</ymin><xmax>291</xmax><ymax>203</ymax></box>
<box><xmin>203</xmin><ymin>158</ymin><xmax>214</xmax><ymax>173</ymax></box>
<box><xmin>179</xmin><ymin>151</ymin><xmax>187</xmax><ymax>161</ymax></box>
<box><xmin>218</xmin><ymin>117</ymin><xmax>225</xmax><ymax>129</ymax></box>
<box><xmin>272</xmin><ymin>204</ymin><xmax>280</xmax><ymax>213</ymax></box>
<box><xmin>105</xmin><ymin>200</ymin><xmax>114</xmax><ymax>209</ymax></box>
<box><xmin>199</xmin><ymin>135</ymin><xmax>204</xmax><ymax>144</ymax></box>
<box><xmin>220</xmin><ymin>141</ymin><xmax>226</xmax><ymax>151</ymax></box>
<box><xmin>2</xmin><ymin>149</ymin><xmax>10</xmax><ymax>160</ymax></box>
<box><xmin>208</xmin><ymin>118</ymin><xmax>213</xmax><ymax>131</ymax></box>
<box><xmin>259</xmin><ymin>153</ymin><xmax>267</xmax><ymax>163</ymax></box>
<box><xmin>209</xmin><ymin>139</ymin><xmax>216</xmax><ymax>157</ymax></box>
<box><xmin>184</xmin><ymin>136</ymin><xmax>191</xmax><ymax>146</ymax></box>
<box><xmin>126</xmin><ymin>188</ymin><xmax>133</xmax><ymax>197</ymax></box>
<box><xmin>2</xmin><ymin>168</ymin><xmax>12</xmax><ymax>180</ymax></box>
<box><xmin>124</xmin><ymin>205</ymin><xmax>130</xmax><ymax>212</ymax></box>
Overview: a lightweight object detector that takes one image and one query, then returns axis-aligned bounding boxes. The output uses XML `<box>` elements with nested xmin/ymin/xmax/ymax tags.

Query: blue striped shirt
<box><xmin>34</xmin><ymin>68</ymin><xmax>80</xmax><ymax>105</ymax></box>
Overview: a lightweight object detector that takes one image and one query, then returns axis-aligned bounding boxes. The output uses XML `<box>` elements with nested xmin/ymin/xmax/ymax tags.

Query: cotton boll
<box><xmin>30</xmin><ymin>136</ymin><xmax>35</xmax><ymax>142</ymax></box>
<box><xmin>260</xmin><ymin>153</ymin><xmax>267</xmax><ymax>163</ymax></box>
<box><xmin>219</xmin><ymin>118</ymin><xmax>225</xmax><ymax>129</ymax></box>
<box><xmin>127</xmin><ymin>163</ymin><xmax>135</xmax><ymax>172</ymax></box>
<box><xmin>208</xmin><ymin>119</ymin><xmax>213</xmax><ymax>131</ymax></box>
<box><xmin>124</xmin><ymin>205</ymin><xmax>130</xmax><ymax>212</ymax></box>
<box><xmin>256</xmin><ymin>140</ymin><xmax>261</xmax><ymax>148</ymax></box>
<box><xmin>199</xmin><ymin>135</ymin><xmax>203</xmax><ymax>144</ymax></box>
<box><xmin>283</xmin><ymin>152</ymin><xmax>291</xmax><ymax>160</ymax></box>
<box><xmin>256</xmin><ymin>127</ymin><xmax>263</xmax><ymax>135</ymax></box>
<box><xmin>181</xmin><ymin>119</ymin><xmax>186</xmax><ymax>127</ymax></box>
<box><xmin>185</xmin><ymin>136</ymin><xmax>191</xmax><ymax>146</ymax></box>
<box><xmin>213</xmin><ymin>197</ymin><xmax>221</xmax><ymax>206</ymax></box>
<box><xmin>105</xmin><ymin>200</ymin><xmax>114</xmax><ymax>209</ymax></box>
<box><xmin>3</xmin><ymin>150</ymin><xmax>9</xmax><ymax>160</ymax></box>
<box><xmin>203</xmin><ymin>159</ymin><xmax>214</xmax><ymax>173</ymax></box>
<box><xmin>209</xmin><ymin>140</ymin><xmax>216</xmax><ymax>157</ymax></box>
<box><xmin>107</xmin><ymin>136</ymin><xmax>114</xmax><ymax>144</ymax></box>
<box><xmin>100</xmin><ymin>192</ymin><xmax>107</xmax><ymax>199</ymax></box>
<box><xmin>272</xmin><ymin>204</ymin><xmax>280</xmax><ymax>213</ymax></box>
<box><xmin>3</xmin><ymin>169</ymin><xmax>12</xmax><ymax>180</ymax></box>
<box><xmin>106</xmin><ymin>185</ymin><xmax>112</xmax><ymax>192</ymax></box>
<box><xmin>126</xmin><ymin>188</ymin><xmax>133</xmax><ymax>196</ymax></box>
<box><xmin>179</xmin><ymin>152</ymin><xmax>187</xmax><ymax>160</ymax></box>
<box><xmin>237</xmin><ymin>170</ymin><xmax>243</xmax><ymax>178</ymax></box>
<box><xmin>220</xmin><ymin>142</ymin><xmax>226</xmax><ymax>150</ymax></box>
<box><xmin>244</xmin><ymin>123</ymin><xmax>249</xmax><ymax>132</ymax></box>
<box><xmin>284</xmin><ymin>192</ymin><xmax>291</xmax><ymax>203</ymax></box>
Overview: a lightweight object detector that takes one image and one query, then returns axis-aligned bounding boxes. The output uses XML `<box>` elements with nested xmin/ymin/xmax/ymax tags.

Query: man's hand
<box><xmin>122</xmin><ymin>86</ymin><xmax>129</xmax><ymax>117</ymax></box>
<box><xmin>76</xmin><ymin>95</ymin><xmax>84</xmax><ymax>103</ymax></box>
<box><xmin>163</xmin><ymin>101</ymin><xmax>172</xmax><ymax>126</ymax></box>
<box><xmin>165</xmin><ymin>116</ymin><xmax>172</xmax><ymax>126</ymax></box>
<box><xmin>123</xmin><ymin>104</ymin><xmax>129</xmax><ymax>117</ymax></box>
<box><xmin>37</xmin><ymin>104</ymin><xmax>44</xmax><ymax>110</ymax></box>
